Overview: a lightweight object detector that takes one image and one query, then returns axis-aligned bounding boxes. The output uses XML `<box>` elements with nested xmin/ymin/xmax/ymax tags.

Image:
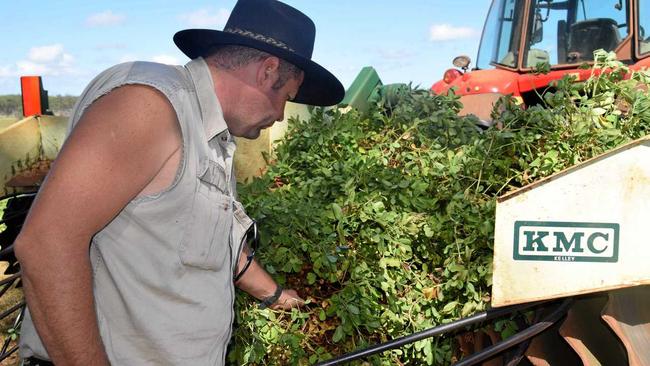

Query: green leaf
<box><xmin>332</xmin><ymin>203</ymin><xmax>343</xmax><ymax>220</ymax></box>
<box><xmin>423</xmin><ymin>225</ymin><xmax>434</xmax><ymax>238</ymax></box>
<box><xmin>307</xmin><ymin>272</ymin><xmax>317</xmax><ymax>285</ymax></box>
<box><xmin>441</xmin><ymin>301</ymin><xmax>458</xmax><ymax>314</ymax></box>
<box><xmin>347</xmin><ymin>304</ymin><xmax>360</xmax><ymax>315</ymax></box>
<box><xmin>332</xmin><ymin>325</ymin><xmax>344</xmax><ymax>343</ymax></box>
<box><xmin>461</xmin><ymin>302</ymin><xmax>474</xmax><ymax>317</ymax></box>
<box><xmin>379</xmin><ymin>257</ymin><xmax>401</xmax><ymax>268</ymax></box>
<box><xmin>371</xmin><ymin>201</ymin><xmax>385</xmax><ymax>212</ymax></box>
<box><xmin>593</xmin><ymin>107</ymin><xmax>608</xmax><ymax>116</ymax></box>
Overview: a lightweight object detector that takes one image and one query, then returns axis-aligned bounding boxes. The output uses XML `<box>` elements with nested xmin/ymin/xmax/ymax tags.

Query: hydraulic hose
<box><xmin>315</xmin><ymin>300</ymin><xmax>557</xmax><ymax>366</ymax></box>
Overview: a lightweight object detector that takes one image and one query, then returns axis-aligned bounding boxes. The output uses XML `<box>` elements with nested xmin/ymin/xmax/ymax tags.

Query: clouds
<box><xmin>180</xmin><ymin>8</ymin><xmax>230</xmax><ymax>28</ymax></box>
<box><xmin>117</xmin><ymin>54</ymin><xmax>181</xmax><ymax>65</ymax></box>
<box><xmin>0</xmin><ymin>44</ymin><xmax>76</xmax><ymax>77</ymax></box>
<box><xmin>0</xmin><ymin>66</ymin><xmax>12</xmax><ymax>78</ymax></box>
<box><xmin>366</xmin><ymin>22</ymin><xmax>479</xmax><ymax>69</ymax></box>
<box><xmin>85</xmin><ymin>10</ymin><xmax>126</xmax><ymax>27</ymax></box>
<box><xmin>376</xmin><ymin>48</ymin><xmax>416</xmax><ymax>61</ymax></box>
<box><xmin>94</xmin><ymin>43</ymin><xmax>128</xmax><ymax>51</ymax></box>
<box><xmin>28</xmin><ymin>44</ymin><xmax>71</xmax><ymax>64</ymax></box>
<box><xmin>151</xmin><ymin>55</ymin><xmax>181</xmax><ymax>65</ymax></box>
<box><xmin>429</xmin><ymin>24</ymin><xmax>479</xmax><ymax>41</ymax></box>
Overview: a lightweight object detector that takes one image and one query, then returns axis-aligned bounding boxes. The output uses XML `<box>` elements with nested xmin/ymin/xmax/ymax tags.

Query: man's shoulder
<box><xmin>73</xmin><ymin>61</ymin><xmax>188</xmax><ymax>128</ymax></box>
<box><xmin>123</xmin><ymin>61</ymin><xmax>189</xmax><ymax>93</ymax></box>
<box><xmin>89</xmin><ymin>61</ymin><xmax>189</xmax><ymax>97</ymax></box>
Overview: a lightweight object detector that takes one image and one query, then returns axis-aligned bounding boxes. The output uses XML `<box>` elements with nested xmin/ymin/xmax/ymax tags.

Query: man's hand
<box><xmin>271</xmin><ymin>289</ymin><xmax>304</xmax><ymax>310</ymax></box>
<box><xmin>234</xmin><ymin>254</ymin><xmax>306</xmax><ymax>310</ymax></box>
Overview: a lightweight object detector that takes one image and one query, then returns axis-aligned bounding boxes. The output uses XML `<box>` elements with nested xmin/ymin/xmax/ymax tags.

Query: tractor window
<box><xmin>638</xmin><ymin>1</ymin><xmax>650</xmax><ymax>54</ymax></box>
<box><xmin>477</xmin><ymin>0</ymin><xmax>525</xmax><ymax>69</ymax></box>
<box><xmin>525</xmin><ymin>0</ymin><xmax>629</xmax><ymax>67</ymax></box>
<box><xmin>567</xmin><ymin>0</ymin><xmax>628</xmax><ymax>62</ymax></box>
<box><xmin>523</xmin><ymin>0</ymin><xmax>568</xmax><ymax>67</ymax></box>
<box><xmin>576</xmin><ymin>0</ymin><xmax>627</xmax><ymax>25</ymax></box>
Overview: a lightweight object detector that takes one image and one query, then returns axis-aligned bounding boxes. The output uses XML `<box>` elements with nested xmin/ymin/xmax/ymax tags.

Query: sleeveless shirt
<box><xmin>19</xmin><ymin>57</ymin><xmax>253</xmax><ymax>365</ymax></box>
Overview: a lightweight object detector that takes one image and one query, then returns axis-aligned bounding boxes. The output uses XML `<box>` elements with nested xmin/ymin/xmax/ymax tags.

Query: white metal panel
<box><xmin>492</xmin><ymin>137</ymin><xmax>650</xmax><ymax>306</ymax></box>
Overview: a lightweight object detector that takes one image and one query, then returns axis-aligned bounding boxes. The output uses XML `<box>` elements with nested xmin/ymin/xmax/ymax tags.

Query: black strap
<box><xmin>233</xmin><ymin>220</ymin><xmax>258</xmax><ymax>282</ymax></box>
<box><xmin>259</xmin><ymin>284</ymin><xmax>283</xmax><ymax>309</ymax></box>
<box><xmin>23</xmin><ymin>357</ymin><xmax>55</xmax><ymax>366</ymax></box>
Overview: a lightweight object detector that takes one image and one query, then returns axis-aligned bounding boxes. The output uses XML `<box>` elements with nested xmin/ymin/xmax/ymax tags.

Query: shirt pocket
<box><xmin>179</xmin><ymin>159</ymin><xmax>233</xmax><ymax>271</ymax></box>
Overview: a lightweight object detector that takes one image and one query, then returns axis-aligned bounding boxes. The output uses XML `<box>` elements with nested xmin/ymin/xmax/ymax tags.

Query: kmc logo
<box><xmin>513</xmin><ymin>221</ymin><xmax>619</xmax><ymax>263</ymax></box>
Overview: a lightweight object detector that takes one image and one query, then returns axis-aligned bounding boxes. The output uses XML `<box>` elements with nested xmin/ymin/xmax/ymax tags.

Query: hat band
<box><xmin>224</xmin><ymin>27</ymin><xmax>295</xmax><ymax>52</ymax></box>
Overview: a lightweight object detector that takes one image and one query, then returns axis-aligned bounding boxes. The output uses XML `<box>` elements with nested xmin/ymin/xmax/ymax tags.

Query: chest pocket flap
<box><xmin>179</xmin><ymin>158</ymin><xmax>233</xmax><ymax>270</ymax></box>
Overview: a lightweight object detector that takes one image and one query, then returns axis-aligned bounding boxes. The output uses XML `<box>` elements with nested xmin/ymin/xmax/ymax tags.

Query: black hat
<box><xmin>174</xmin><ymin>0</ymin><xmax>344</xmax><ymax>106</ymax></box>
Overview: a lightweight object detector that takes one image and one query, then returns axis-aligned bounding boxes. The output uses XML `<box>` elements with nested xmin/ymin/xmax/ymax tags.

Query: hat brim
<box><xmin>174</xmin><ymin>29</ymin><xmax>344</xmax><ymax>107</ymax></box>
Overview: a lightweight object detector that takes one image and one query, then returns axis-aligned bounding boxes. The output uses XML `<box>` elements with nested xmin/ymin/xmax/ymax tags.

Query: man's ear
<box><xmin>257</xmin><ymin>56</ymin><xmax>281</xmax><ymax>87</ymax></box>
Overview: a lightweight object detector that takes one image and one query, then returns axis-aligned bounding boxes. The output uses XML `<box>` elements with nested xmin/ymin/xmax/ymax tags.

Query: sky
<box><xmin>0</xmin><ymin>1</ymin><xmax>493</xmax><ymax>96</ymax></box>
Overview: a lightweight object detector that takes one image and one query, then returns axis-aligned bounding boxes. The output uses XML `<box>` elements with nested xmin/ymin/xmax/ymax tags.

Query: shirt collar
<box><xmin>185</xmin><ymin>57</ymin><xmax>229</xmax><ymax>140</ymax></box>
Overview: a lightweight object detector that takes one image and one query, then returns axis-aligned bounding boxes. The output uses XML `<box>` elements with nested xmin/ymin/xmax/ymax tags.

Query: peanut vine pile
<box><xmin>228</xmin><ymin>51</ymin><xmax>650</xmax><ymax>365</ymax></box>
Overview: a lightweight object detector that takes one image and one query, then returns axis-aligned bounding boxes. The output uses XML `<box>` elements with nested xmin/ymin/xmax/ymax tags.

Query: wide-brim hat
<box><xmin>174</xmin><ymin>0</ymin><xmax>344</xmax><ymax>106</ymax></box>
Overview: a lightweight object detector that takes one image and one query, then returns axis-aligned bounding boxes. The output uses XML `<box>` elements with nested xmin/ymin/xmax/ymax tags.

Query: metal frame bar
<box><xmin>315</xmin><ymin>299</ymin><xmax>569</xmax><ymax>366</ymax></box>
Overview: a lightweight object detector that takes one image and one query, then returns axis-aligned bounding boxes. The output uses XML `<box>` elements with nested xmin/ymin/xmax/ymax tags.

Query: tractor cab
<box><xmin>432</xmin><ymin>0</ymin><xmax>650</xmax><ymax>124</ymax></box>
<box><xmin>481</xmin><ymin>0</ymin><xmax>630</xmax><ymax>69</ymax></box>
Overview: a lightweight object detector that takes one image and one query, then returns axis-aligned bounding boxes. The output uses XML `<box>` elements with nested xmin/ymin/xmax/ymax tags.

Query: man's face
<box><xmin>234</xmin><ymin>70</ymin><xmax>304</xmax><ymax>139</ymax></box>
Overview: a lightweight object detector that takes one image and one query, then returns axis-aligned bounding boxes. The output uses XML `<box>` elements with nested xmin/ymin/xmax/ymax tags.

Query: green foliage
<box><xmin>0</xmin><ymin>199</ymin><xmax>6</xmax><ymax>234</ymax></box>
<box><xmin>0</xmin><ymin>95</ymin><xmax>78</xmax><ymax>116</ymax></box>
<box><xmin>7</xmin><ymin>326</ymin><xmax>19</xmax><ymax>341</ymax></box>
<box><xmin>229</xmin><ymin>50</ymin><xmax>650</xmax><ymax>365</ymax></box>
<box><xmin>47</xmin><ymin>95</ymin><xmax>78</xmax><ymax>115</ymax></box>
<box><xmin>0</xmin><ymin>95</ymin><xmax>22</xmax><ymax>116</ymax></box>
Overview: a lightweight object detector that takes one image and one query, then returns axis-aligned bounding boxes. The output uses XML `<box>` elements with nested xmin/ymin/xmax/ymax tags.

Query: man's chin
<box><xmin>241</xmin><ymin>128</ymin><xmax>262</xmax><ymax>140</ymax></box>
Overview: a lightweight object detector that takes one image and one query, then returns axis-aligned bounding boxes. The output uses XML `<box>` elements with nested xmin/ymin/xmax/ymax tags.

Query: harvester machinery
<box><xmin>431</xmin><ymin>0</ymin><xmax>650</xmax><ymax>127</ymax></box>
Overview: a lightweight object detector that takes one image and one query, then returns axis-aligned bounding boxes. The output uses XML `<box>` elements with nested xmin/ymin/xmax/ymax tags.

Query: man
<box><xmin>14</xmin><ymin>0</ymin><xmax>344</xmax><ymax>364</ymax></box>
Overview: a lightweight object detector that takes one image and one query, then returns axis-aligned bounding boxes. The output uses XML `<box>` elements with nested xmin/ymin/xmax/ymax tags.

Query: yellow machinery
<box><xmin>0</xmin><ymin>115</ymin><xmax>68</xmax><ymax>197</ymax></box>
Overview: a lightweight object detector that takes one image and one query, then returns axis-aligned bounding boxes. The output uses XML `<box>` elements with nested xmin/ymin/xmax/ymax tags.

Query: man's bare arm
<box><xmin>14</xmin><ymin>85</ymin><xmax>181</xmax><ymax>365</ymax></box>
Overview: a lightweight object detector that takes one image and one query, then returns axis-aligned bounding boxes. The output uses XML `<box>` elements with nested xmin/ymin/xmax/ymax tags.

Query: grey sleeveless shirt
<box><xmin>20</xmin><ymin>57</ymin><xmax>253</xmax><ymax>365</ymax></box>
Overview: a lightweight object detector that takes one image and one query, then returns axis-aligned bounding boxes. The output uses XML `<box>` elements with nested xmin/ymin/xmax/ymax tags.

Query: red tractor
<box><xmin>432</xmin><ymin>0</ymin><xmax>650</xmax><ymax>125</ymax></box>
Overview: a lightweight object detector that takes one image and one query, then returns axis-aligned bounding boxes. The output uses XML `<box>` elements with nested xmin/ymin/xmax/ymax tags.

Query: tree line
<box><xmin>0</xmin><ymin>95</ymin><xmax>78</xmax><ymax>116</ymax></box>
